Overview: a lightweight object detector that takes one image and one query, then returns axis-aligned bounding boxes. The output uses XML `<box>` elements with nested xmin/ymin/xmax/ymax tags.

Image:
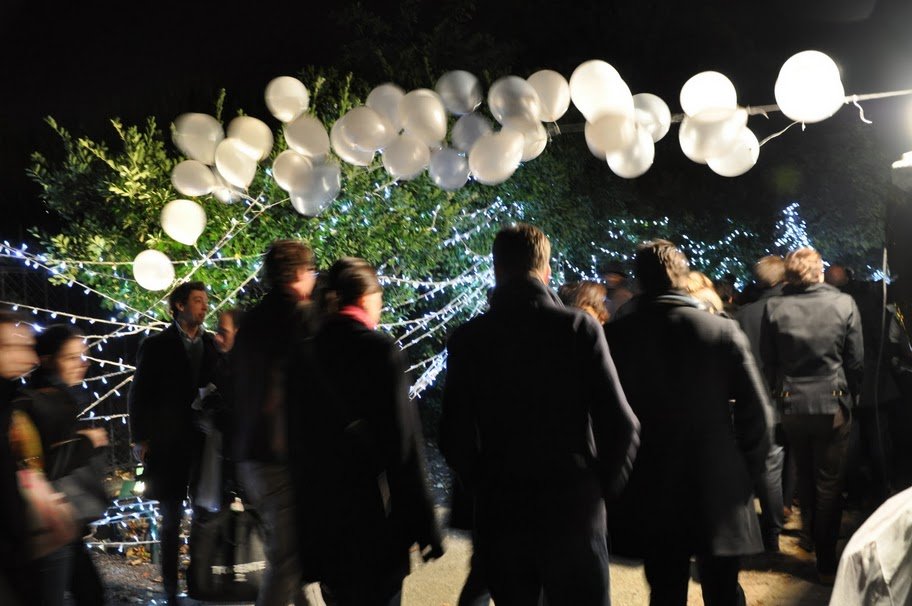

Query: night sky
<box><xmin>2</xmin><ymin>0</ymin><xmax>911</xmax><ymax>242</ymax></box>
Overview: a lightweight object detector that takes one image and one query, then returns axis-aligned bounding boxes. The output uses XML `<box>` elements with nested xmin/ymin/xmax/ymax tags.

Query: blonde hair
<box><xmin>785</xmin><ymin>248</ymin><xmax>823</xmax><ymax>287</ymax></box>
<box><xmin>753</xmin><ymin>255</ymin><xmax>786</xmax><ymax>288</ymax></box>
<box><xmin>685</xmin><ymin>271</ymin><xmax>724</xmax><ymax>314</ymax></box>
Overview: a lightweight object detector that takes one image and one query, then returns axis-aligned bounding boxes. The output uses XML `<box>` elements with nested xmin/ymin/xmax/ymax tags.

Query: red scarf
<box><xmin>338</xmin><ymin>305</ymin><xmax>377</xmax><ymax>330</ymax></box>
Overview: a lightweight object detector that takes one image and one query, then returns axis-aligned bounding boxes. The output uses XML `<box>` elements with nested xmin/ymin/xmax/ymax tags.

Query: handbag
<box><xmin>48</xmin><ymin>437</ymin><xmax>109</xmax><ymax>525</ymax></box>
<box><xmin>187</xmin><ymin>498</ymin><xmax>266</xmax><ymax>602</ymax></box>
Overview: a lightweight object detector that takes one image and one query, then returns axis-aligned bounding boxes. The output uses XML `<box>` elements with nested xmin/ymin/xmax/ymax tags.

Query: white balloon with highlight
<box><xmin>214</xmin><ymin>138</ymin><xmax>258</xmax><ymax>189</ymax></box>
<box><xmin>339</xmin><ymin>106</ymin><xmax>396</xmax><ymax>152</ymax></box>
<box><xmin>171</xmin><ymin>160</ymin><xmax>216</xmax><ymax>197</ymax></box>
<box><xmin>272</xmin><ymin>150</ymin><xmax>314</xmax><ymax>193</ymax></box>
<box><xmin>569</xmin><ymin>60</ymin><xmax>635</xmax><ymax>122</ymax></box>
<box><xmin>399</xmin><ymin>89</ymin><xmax>448</xmax><ymax>148</ymax></box>
<box><xmin>468</xmin><ymin>130</ymin><xmax>524</xmax><ymax>185</ymax></box>
<box><xmin>502</xmin><ymin>115</ymin><xmax>548</xmax><ymax>162</ymax></box>
<box><xmin>435</xmin><ymin>70</ymin><xmax>483</xmax><ymax>115</ymax></box>
<box><xmin>774</xmin><ymin>50</ymin><xmax>845</xmax><ymax>123</ymax></box>
<box><xmin>527</xmin><ymin>70</ymin><xmax>571</xmax><ymax>122</ymax></box>
<box><xmin>487</xmin><ymin>76</ymin><xmax>542</xmax><ymax>124</ymax></box>
<box><xmin>382</xmin><ymin>134</ymin><xmax>430</xmax><ymax>180</ymax></box>
<box><xmin>678</xmin><ymin>108</ymin><xmax>748</xmax><ymax>164</ymax></box>
<box><xmin>161</xmin><ymin>199</ymin><xmax>207</xmax><ymax>246</ymax></box>
<box><xmin>633</xmin><ymin>93</ymin><xmax>672</xmax><ymax>143</ymax></box>
<box><xmin>451</xmin><ymin>113</ymin><xmax>493</xmax><ymax>153</ymax></box>
<box><xmin>284</xmin><ymin>114</ymin><xmax>331</xmax><ymax>160</ymax></box>
<box><xmin>707</xmin><ymin>127</ymin><xmax>760</xmax><ymax>177</ymax></box>
<box><xmin>330</xmin><ymin>116</ymin><xmax>375</xmax><ymax>167</ymax></box>
<box><xmin>172</xmin><ymin>113</ymin><xmax>224</xmax><ymax>165</ymax></box>
<box><xmin>290</xmin><ymin>163</ymin><xmax>341</xmax><ymax>216</ymax></box>
<box><xmin>264</xmin><ymin>76</ymin><xmax>310</xmax><ymax>123</ymax></box>
<box><xmin>607</xmin><ymin>127</ymin><xmax>655</xmax><ymax>179</ymax></box>
<box><xmin>585</xmin><ymin>113</ymin><xmax>638</xmax><ymax>156</ymax></box>
<box><xmin>367</xmin><ymin>83</ymin><xmax>406</xmax><ymax>132</ymax></box>
<box><xmin>679</xmin><ymin>71</ymin><xmax>738</xmax><ymax>117</ymax></box>
<box><xmin>429</xmin><ymin>148</ymin><xmax>470</xmax><ymax>191</ymax></box>
<box><xmin>133</xmin><ymin>250</ymin><xmax>176</xmax><ymax>292</ymax></box>
<box><xmin>227</xmin><ymin>116</ymin><xmax>274</xmax><ymax>162</ymax></box>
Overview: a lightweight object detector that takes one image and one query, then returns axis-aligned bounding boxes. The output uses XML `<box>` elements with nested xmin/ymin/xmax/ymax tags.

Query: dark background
<box><xmin>2</xmin><ymin>0</ymin><xmax>911</xmax><ymax>242</ymax></box>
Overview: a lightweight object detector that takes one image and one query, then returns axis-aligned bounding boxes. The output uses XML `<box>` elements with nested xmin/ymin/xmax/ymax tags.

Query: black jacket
<box><xmin>232</xmin><ymin>290</ymin><xmax>315</xmax><ymax>463</ymax></box>
<box><xmin>604</xmin><ymin>292</ymin><xmax>772</xmax><ymax>557</ymax></box>
<box><xmin>760</xmin><ymin>282</ymin><xmax>864</xmax><ymax>415</ymax></box>
<box><xmin>440</xmin><ymin>277</ymin><xmax>640</xmax><ymax>508</ymax></box>
<box><xmin>288</xmin><ymin>313</ymin><xmax>442</xmax><ymax>584</ymax></box>
<box><xmin>128</xmin><ymin>324</ymin><xmax>219</xmax><ymax>498</ymax></box>
<box><xmin>735</xmin><ymin>284</ymin><xmax>783</xmax><ymax>369</ymax></box>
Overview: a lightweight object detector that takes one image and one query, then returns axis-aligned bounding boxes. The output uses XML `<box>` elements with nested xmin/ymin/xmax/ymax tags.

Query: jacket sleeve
<box><xmin>438</xmin><ymin>328</ymin><xmax>480</xmax><ymax>490</ymax></box>
<box><xmin>758</xmin><ymin>302</ymin><xmax>778</xmax><ymax>392</ymax></box>
<box><xmin>583</xmin><ymin>317</ymin><xmax>640</xmax><ymax>498</ymax></box>
<box><xmin>128</xmin><ymin>337</ymin><xmax>156</xmax><ymax>443</ymax></box>
<box><xmin>730</xmin><ymin>324</ymin><xmax>773</xmax><ymax>482</ymax></box>
<box><xmin>843</xmin><ymin>298</ymin><xmax>865</xmax><ymax>399</ymax></box>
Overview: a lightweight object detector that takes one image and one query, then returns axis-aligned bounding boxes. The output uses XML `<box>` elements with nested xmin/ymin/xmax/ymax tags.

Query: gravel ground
<box><xmin>82</xmin><ymin>442</ymin><xmax>845</xmax><ymax>605</ymax></box>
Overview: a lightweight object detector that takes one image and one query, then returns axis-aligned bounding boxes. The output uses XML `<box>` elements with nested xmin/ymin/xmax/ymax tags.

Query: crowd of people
<box><xmin>2</xmin><ymin>224</ymin><xmax>911</xmax><ymax>606</ymax></box>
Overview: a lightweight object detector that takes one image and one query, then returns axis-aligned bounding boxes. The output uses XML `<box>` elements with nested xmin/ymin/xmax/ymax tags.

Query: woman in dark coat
<box><xmin>17</xmin><ymin>324</ymin><xmax>107</xmax><ymax>605</ymax></box>
<box><xmin>288</xmin><ymin>258</ymin><xmax>443</xmax><ymax>606</ymax></box>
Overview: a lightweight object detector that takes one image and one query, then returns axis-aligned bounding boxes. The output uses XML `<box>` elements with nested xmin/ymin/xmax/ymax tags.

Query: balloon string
<box><xmin>852</xmin><ymin>95</ymin><xmax>874</xmax><ymax>124</ymax></box>
<box><xmin>759</xmin><ymin>121</ymin><xmax>801</xmax><ymax>147</ymax></box>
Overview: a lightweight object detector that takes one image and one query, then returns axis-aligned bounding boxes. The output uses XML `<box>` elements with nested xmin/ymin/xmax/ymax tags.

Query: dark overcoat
<box><xmin>439</xmin><ymin>277</ymin><xmax>640</xmax><ymax>535</ymax></box>
<box><xmin>128</xmin><ymin>324</ymin><xmax>219</xmax><ymax>499</ymax></box>
<box><xmin>288</xmin><ymin>313</ymin><xmax>442</xmax><ymax>595</ymax></box>
<box><xmin>604</xmin><ymin>293</ymin><xmax>772</xmax><ymax>557</ymax></box>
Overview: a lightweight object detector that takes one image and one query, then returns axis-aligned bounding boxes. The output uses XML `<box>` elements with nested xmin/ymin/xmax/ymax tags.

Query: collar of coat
<box><xmin>781</xmin><ymin>282</ymin><xmax>840</xmax><ymax>296</ymax></box>
<box><xmin>490</xmin><ymin>275</ymin><xmax>564</xmax><ymax>311</ymax></box>
<box><xmin>640</xmin><ymin>290</ymin><xmax>702</xmax><ymax>309</ymax></box>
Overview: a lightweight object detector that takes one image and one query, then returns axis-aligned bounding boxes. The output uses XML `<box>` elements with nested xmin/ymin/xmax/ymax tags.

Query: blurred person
<box><xmin>289</xmin><ymin>257</ymin><xmax>443</xmax><ymax>605</ymax></box>
<box><xmin>441</xmin><ymin>224</ymin><xmax>639</xmax><ymax>605</ymax></box>
<box><xmin>558</xmin><ymin>281</ymin><xmax>610</xmax><ymax>324</ymax></box>
<box><xmin>605</xmin><ymin>240</ymin><xmax>772</xmax><ymax>606</ymax></box>
<box><xmin>713</xmin><ymin>279</ymin><xmax>739</xmax><ymax>316</ymax></box>
<box><xmin>735</xmin><ymin>256</ymin><xmax>790</xmax><ymax>553</ymax></box>
<box><xmin>129</xmin><ymin>281</ymin><xmax>219</xmax><ymax>604</ymax></box>
<box><xmin>684</xmin><ymin>271</ymin><xmax>725</xmax><ymax>316</ymax></box>
<box><xmin>600</xmin><ymin>264</ymin><xmax>635</xmax><ymax>320</ymax></box>
<box><xmin>16</xmin><ymin>325</ymin><xmax>107</xmax><ymax>605</ymax></box>
<box><xmin>214</xmin><ymin>308</ymin><xmax>239</xmax><ymax>355</ymax></box>
<box><xmin>0</xmin><ymin>309</ymin><xmax>39</xmax><ymax>606</ymax></box>
<box><xmin>760</xmin><ymin>248</ymin><xmax>863</xmax><ymax>584</ymax></box>
<box><xmin>231</xmin><ymin>240</ymin><xmax>321</xmax><ymax>606</ymax></box>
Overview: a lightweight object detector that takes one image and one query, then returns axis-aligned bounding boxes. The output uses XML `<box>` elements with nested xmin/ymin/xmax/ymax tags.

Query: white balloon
<box><xmin>382</xmin><ymin>134</ymin><xmax>430</xmax><ymax>180</ymax></box>
<box><xmin>399</xmin><ymin>89</ymin><xmax>448</xmax><ymax>148</ymax></box>
<box><xmin>226</xmin><ymin>116</ymin><xmax>274</xmax><ymax>162</ymax></box>
<box><xmin>160</xmin><ymin>199</ymin><xmax>207</xmax><ymax>246</ymax></box>
<box><xmin>172</xmin><ymin>113</ymin><xmax>224</xmax><ymax>165</ymax></box>
<box><xmin>211</xmin><ymin>168</ymin><xmax>241</xmax><ymax>203</ymax></box>
<box><xmin>435</xmin><ymin>70</ymin><xmax>483</xmax><ymax>115</ymax></box>
<box><xmin>584</xmin><ymin>121</ymin><xmax>608</xmax><ymax>160</ymax></box>
<box><xmin>468</xmin><ymin>130</ymin><xmax>524</xmax><ymax>185</ymax></box>
<box><xmin>633</xmin><ymin>93</ymin><xmax>672</xmax><ymax>143</ymax></box>
<box><xmin>429</xmin><ymin>148</ymin><xmax>470</xmax><ymax>191</ymax></box>
<box><xmin>774</xmin><ymin>50</ymin><xmax>845</xmax><ymax>123</ymax></box>
<box><xmin>607</xmin><ymin>127</ymin><xmax>655</xmax><ymax>179</ymax></box>
<box><xmin>451</xmin><ymin>112</ymin><xmax>493</xmax><ymax>153</ymax></box>
<box><xmin>487</xmin><ymin>76</ymin><xmax>542</xmax><ymax>124</ymax></box>
<box><xmin>214</xmin><ymin>138</ymin><xmax>258</xmax><ymax>188</ymax></box>
<box><xmin>264</xmin><ymin>76</ymin><xmax>310</xmax><ymax>123</ymax></box>
<box><xmin>366</xmin><ymin>83</ymin><xmax>406</xmax><ymax>132</ymax></box>
<box><xmin>284</xmin><ymin>114</ymin><xmax>331</xmax><ymax>160</ymax></box>
<box><xmin>338</xmin><ymin>106</ymin><xmax>396</xmax><ymax>152</ymax></box>
<box><xmin>272</xmin><ymin>150</ymin><xmax>314</xmax><ymax>192</ymax></box>
<box><xmin>132</xmin><ymin>250</ymin><xmax>175</xmax><ymax>291</ymax></box>
<box><xmin>569</xmin><ymin>60</ymin><xmax>635</xmax><ymax>122</ymax></box>
<box><xmin>586</xmin><ymin>113</ymin><xmax>638</xmax><ymax>155</ymax></box>
<box><xmin>708</xmin><ymin>127</ymin><xmax>760</xmax><ymax>177</ymax></box>
<box><xmin>330</xmin><ymin>116</ymin><xmax>375</xmax><ymax>166</ymax></box>
<box><xmin>678</xmin><ymin>108</ymin><xmax>748</xmax><ymax>163</ymax></box>
<box><xmin>502</xmin><ymin>115</ymin><xmax>548</xmax><ymax>162</ymax></box>
<box><xmin>527</xmin><ymin>70</ymin><xmax>571</xmax><ymax>122</ymax></box>
<box><xmin>679</xmin><ymin>71</ymin><xmax>738</xmax><ymax>117</ymax></box>
<box><xmin>171</xmin><ymin>160</ymin><xmax>216</xmax><ymax>197</ymax></box>
<box><xmin>290</xmin><ymin>163</ymin><xmax>341</xmax><ymax>216</ymax></box>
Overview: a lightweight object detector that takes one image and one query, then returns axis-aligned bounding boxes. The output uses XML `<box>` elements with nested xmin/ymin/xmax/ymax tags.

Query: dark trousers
<box><xmin>644</xmin><ymin>554</ymin><xmax>743</xmax><ymax>606</ymax></box>
<box><xmin>782</xmin><ymin>413</ymin><xmax>852</xmax><ymax>574</ymax></box>
<box><xmin>36</xmin><ymin>544</ymin><xmax>72</xmax><ymax>606</ymax></box>
<box><xmin>158</xmin><ymin>497</ymin><xmax>183</xmax><ymax>598</ymax></box>
<box><xmin>458</xmin><ymin>543</ymin><xmax>492</xmax><ymax>606</ymax></box>
<box><xmin>70</xmin><ymin>540</ymin><xmax>104</xmax><ymax>605</ymax></box>
<box><xmin>476</xmin><ymin>475</ymin><xmax>610</xmax><ymax>606</ymax></box>
<box><xmin>847</xmin><ymin>405</ymin><xmax>893</xmax><ymax>507</ymax></box>
<box><xmin>755</xmin><ymin>432</ymin><xmax>785</xmax><ymax>551</ymax></box>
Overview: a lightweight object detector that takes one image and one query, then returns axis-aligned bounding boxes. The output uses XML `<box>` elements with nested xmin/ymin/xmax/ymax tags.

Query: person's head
<box><xmin>713</xmin><ymin>279</ymin><xmax>735</xmax><ymax>305</ymax></box>
<box><xmin>559</xmin><ymin>281</ymin><xmax>610</xmax><ymax>324</ymax></box>
<box><xmin>215</xmin><ymin>309</ymin><xmax>240</xmax><ymax>354</ymax></box>
<box><xmin>35</xmin><ymin>324</ymin><xmax>88</xmax><ymax>387</ymax></box>
<box><xmin>327</xmin><ymin>257</ymin><xmax>384</xmax><ymax>327</ymax></box>
<box><xmin>599</xmin><ymin>264</ymin><xmax>629</xmax><ymax>292</ymax></box>
<box><xmin>785</xmin><ymin>247</ymin><xmax>825</xmax><ymax>287</ymax></box>
<box><xmin>685</xmin><ymin>271</ymin><xmax>724</xmax><ymax>314</ymax></box>
<box><xmin>263</xmin><ymin>239</ymin><xmax>316</xmax><ymax>301</ymax></box>
<box><xmin>824</xmin><ymin>263</ymin><xmax>850</xmax><ymax>288</ymax></box>
<box><xmin>634</xmin><ymin>239</ymin><xmax>690</xmax><ymax>295</ymax></box>
<box><xmin>492</xmin><ymin>223</ymin><xmax>551</xmax><ymax>285</ymax></box>
<box><xmin>753</xmin><ymin>255</ymin><xmax>786</xmax><ymax>288</ymax></box>
<box><xmin>0</xmin><ymin>309</ymin><xmax>38</xmax><ymax>381</ymax></box>
<box><xmin>169</xmin><ymin>281</ymin><xmax>208</xmax><ymax>327</ymax></box>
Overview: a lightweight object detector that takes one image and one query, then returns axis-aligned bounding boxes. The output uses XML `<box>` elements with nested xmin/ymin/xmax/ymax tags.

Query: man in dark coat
<box><xmin>605</xmin><ymin>239</ymin><xmax>772</xmax><ymax>606</ymax></box>
<box><xmin>735</xmin><ymin>255</ymin><xmax>789</xmax><ymax>553</ymax></box>
<box><xmin>231</xmin><ymin>239</ymin><xmax>319</xmax><ymax>606</ymax></box>
<box><xmin>129</xmin><ymin>281</ymin><xmax>219</xmax><ymax>603</ymax></box>
<box><xmin>760</xmin><ymin>248</ymin><xmax>863</xmax><ymax>582</ymax></box>
<box><xmin>0</xmin><ymin>309</ymin><xmax>39</xmax><ymax>606</ymax></box>
<box><xmin>440</xmin><ymin>223</ymin><xmax>640</xmax><ymax>606</ymax></box>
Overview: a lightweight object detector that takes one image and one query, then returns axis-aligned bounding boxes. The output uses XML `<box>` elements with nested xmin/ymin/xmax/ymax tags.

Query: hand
<box><xmin>77</xmin><ymin>428</ymin><xmax>109</xmax><ymax>448</ymax></box>
<box><xmin>132</xmin><ymin>441</ymin><xmax>149</xmax><ymax>464</ymax></box>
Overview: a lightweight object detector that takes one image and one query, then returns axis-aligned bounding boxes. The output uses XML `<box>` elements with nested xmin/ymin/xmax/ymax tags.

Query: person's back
<box><xmin>441</xmin><ymin>224</ymin><xmax>638</xmax><ymax>606</ymax></box>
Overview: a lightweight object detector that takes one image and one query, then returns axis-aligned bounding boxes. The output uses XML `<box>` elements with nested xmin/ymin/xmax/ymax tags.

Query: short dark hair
<box><xmin>264</xmin><ymin>239</ymin><xmax>315</xmax><ymax>289</ymax></box>
<box><xmin>35</xmin><ymin>324</ymin><xmax>84</xmax><ymax>358</ymax></box>
<box><xmin>635</xmin><ymin>239</ymin><xmax>690</xmax><ymax>294</ymax></box>
<box><xmin>169</xmin><ymin>281</ymin><xmax>207</xmax><ymax>318</ymax></box>
<box><xmin>492</xmin><ymin>223</ymin><xmax>551</xmax><ymax>280</ymax></box>
<box><xmin>218</xmin><ymin>308</ymin><xmax>241</xmax><ymax>327</ymax></box>
<box><xmin>327</xmin><ymin>257</ymin><xmax>382</xmax><ymax>308</ymax></box>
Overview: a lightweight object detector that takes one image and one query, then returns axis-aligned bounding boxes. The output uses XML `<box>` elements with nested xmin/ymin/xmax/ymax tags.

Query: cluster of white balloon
<box><xmin>132</xmin><ymin>50</ymin><xmax>847</xmax><ymax>291</ymax></box>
